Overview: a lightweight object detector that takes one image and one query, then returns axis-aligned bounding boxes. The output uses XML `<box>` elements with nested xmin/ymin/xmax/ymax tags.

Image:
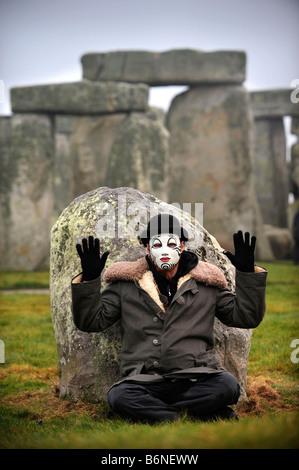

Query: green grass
<box><xmin>1</xmin><ymin>408</ymin><xmax>298</xmax><ymax>449</ymax></box>
<box><xmin>249</xmin><ymin>261</ymin><xmax>299</xmax><ymax>378</ymax></box>
<box><xmin>0</xmin><ymin>262</ymin><xmax>298</xmax><ymax>449</ymax></box>
<box><xmin>0</xmin><ymin>270</ymin><xmax>49</xmax><ymax>290</ymax></box>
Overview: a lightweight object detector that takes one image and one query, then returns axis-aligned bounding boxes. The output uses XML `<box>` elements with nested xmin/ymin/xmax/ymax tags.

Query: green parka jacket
<box><xmin>71</xmin><ymin>253</ymin><xmax>267</xmax><ymax>387</ymax></box>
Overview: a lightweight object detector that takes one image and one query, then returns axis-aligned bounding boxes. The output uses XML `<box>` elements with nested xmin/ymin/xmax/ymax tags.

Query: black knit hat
<box><xmin>140</xmin><ymin>214</ymin><xmax>188</xmax><ymax>247</ymax></box>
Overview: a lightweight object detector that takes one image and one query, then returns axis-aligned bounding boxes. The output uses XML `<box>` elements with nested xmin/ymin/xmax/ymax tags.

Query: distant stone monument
<box><xmin>4</xmin><ymin>48</ymin><xmax>299</xmax><ymax>269</ymax></box>
<box><xmin>1</xmin><ymin>75</ymin><xmax>167</xmax><ymax>269</ymax></box>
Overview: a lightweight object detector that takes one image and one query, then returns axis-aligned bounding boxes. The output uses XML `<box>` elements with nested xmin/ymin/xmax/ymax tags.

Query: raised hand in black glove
<box><xmin>223</xmin><ymin>230</ymin><xmax>256</xmax><ymax>273</ymax></box>
<box><xmin>76</xmin><ymin>236</ymin><xmax>109</xmax><ymax>281</ymax></box>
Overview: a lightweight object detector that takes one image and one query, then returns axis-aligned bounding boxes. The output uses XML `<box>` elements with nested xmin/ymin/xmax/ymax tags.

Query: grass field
<box><xmin>0</xmin><ymin>261</ymin><xmax>298</xmax><ymax>450</ymax></box>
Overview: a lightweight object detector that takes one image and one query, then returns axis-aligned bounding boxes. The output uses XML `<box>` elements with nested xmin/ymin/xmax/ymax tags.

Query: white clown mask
<box><xmin>149</xmin><ymin>233</ymin><xmax>182</xmax><ymax>270</ymax></box>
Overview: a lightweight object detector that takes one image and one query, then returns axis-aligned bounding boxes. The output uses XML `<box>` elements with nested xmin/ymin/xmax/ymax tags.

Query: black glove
<box><xmin>76</xmin><ymin>236</ymin><xmax>109</xmax><ymax>281</ymax></box>
<box><xmin>223</xmin><ymin>230</ymin><xmax>256</xmax><ymax>272</ymax></box>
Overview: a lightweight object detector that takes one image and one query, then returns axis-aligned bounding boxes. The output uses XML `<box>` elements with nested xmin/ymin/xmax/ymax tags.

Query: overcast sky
<box><xmin>0</xmin><ymin>0</ymin><xmax>298</xmax><ymax>116</ymax></box>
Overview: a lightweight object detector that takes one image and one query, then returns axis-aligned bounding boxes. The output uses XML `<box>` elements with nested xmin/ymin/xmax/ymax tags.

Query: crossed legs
<box><xmin>107</xmin><ymin>371</ymin><xmax>240</xmax><ymax>423</ymax></box>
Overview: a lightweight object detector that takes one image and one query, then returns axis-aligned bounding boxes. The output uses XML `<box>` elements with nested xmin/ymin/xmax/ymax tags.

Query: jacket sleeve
<box><xmin>215</xmin><ymin>267</ymin><xmax>267</xmax><ymax>328</ymax></box>
<box><xmin>71</xmin><ymin>272</ymin><xmax>121</xmax><ymax>333</ymax></box>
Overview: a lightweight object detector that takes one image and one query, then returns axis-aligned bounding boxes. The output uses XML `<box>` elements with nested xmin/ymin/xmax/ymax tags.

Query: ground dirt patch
<box><xmin>236</xmin><ymin>377</ymin><xmax>295</xmax><ymax>417</ymax></box>
<box><xmin>2</xmin><ymin>373</ymin><xmax>296</xmax><ymax>423</ymax></box>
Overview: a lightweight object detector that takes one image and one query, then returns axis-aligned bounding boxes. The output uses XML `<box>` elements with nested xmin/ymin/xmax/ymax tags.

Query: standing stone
<box><xmin>166</xmin><ymin>85</ymin><xmax>273</xmax><ymax>259</ymax></box>
<box><xmin>249</xmin><ymin>88</ymin><xmax>299</xmax><ymax>233</ymax></box>
<box><xmin>53</xmin><ymin>116</ymin><xmax>75</xmax><ymax>222</ymax></box>
<box><xmin>0</xmin><ymin>114</ymin><xmax>54</xmax><ymax>270</ymax></box>
<box><xmin>290</xmin><ymin>117</ymin><xmax>299</xmax><ymax>199</ymax></box>
<box><xmin>51</xmin><ymin>186</ymin><xmax>256</xmax><ymax>403</ymax></box>
<box><xmin>53</xmin><ymin>110</ymin><xmax>169</xmax><ymax>221</ymax></box>
<box><xmin>11</xmin><ymin>80</ymin><xmax>149</xmax><ymax>114</ymax></box>
<box><xmin>81</xmin><ymin>49</ymin><xmax>246</xmax><ymax>85</ymax></box>
<box><xmin>252</xmin><ymin>118</ymin><xmax>288</xmax><ymax>227</ymax></box>
<box><xmin>0</xmin><ymin>117</ymin><xmax>12</xmax><ymax>269</ymax></box>
<box><xmin>53</xmin><ymin>114</ymin><xmax>127</xmax><ymax>220</ymax></box>
<box><xmin>106</xmin><ymin>110</ymin><xmax>170</xmax><ymax>202</ymax></box>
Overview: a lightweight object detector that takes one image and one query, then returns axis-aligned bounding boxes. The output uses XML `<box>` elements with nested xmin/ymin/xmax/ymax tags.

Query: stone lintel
<box><xmin>250</xmin><ymin>89</ymin><xmax>299</xmax><ymax>118</ymax></box>
<box><xmin>81</xmin><ymin>49</ymin><xmax>246</xmax><ymax>85</ymax></box>
<box><xmin>10</xmin><ymin>80</ymin><xmax>149</xmax><ymax>114</ymax></box>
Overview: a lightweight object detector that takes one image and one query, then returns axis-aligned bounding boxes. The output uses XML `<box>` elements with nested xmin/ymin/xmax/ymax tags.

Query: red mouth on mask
<box><xmin>160</xmin><ymin>257</ymin><xmax>170</xmax><ymax>262</ymax></box>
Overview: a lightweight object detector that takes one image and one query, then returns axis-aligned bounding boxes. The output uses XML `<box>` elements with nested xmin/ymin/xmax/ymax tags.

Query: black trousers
<box><xmin>107</xmin><ymin>371</ymin><xmax>240</xmax><ymax>422</ymax></box>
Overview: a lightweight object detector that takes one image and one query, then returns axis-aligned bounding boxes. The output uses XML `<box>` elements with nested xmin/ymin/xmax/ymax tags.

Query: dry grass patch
<box><xmin>0</xmin><ymin>381</ymin><xmax>107</xmax><ymax>423</ymax></box>
<box><xmin>237</xmin><ymin>376</ymin><xmax>297</xmax><ymax>417</ymax></box>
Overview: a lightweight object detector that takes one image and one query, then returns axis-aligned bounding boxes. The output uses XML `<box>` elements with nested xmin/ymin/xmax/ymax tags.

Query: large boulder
<box><xmin>11</xmin><ymin>80</ymin><xmax>149</xmax><ymax>114</ymax></box>
<box><xmin>166</xmin><ymin>85</ymin><xmax>274</xmax><ymax>260</ymax></box>
<box><xmin>51</xmin><ymin>186</ymin><xmax>257</xmax><ymax>403</ymax></box>
<box><xmin>81</xmin><ymin>49</ymin><xmax>246</xmax><ymax>85</ymax></box>
<box><xmin>0</xmin><ymin>114</ymin><xmax>54</xmax><ymax>270</ymax></box>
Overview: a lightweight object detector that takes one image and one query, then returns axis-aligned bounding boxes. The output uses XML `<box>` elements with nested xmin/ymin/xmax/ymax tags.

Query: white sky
<box><xmin>0</xmin><ymin>0</ymin><xmax>298</xmax><ymax>128</ymax></box>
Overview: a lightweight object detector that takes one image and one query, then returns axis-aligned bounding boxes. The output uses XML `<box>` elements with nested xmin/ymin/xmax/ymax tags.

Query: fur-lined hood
<box><xmin>103</xmin><ymin>255</ymin><xmax>228</xmax><ymax>290</ymax></box>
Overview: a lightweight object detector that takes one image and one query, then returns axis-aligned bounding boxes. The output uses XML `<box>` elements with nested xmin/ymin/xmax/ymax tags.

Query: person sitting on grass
<box><xmin>71</xmin><ymin>214</ymin><xmax>267</xmax><ymax>423</ymax></box>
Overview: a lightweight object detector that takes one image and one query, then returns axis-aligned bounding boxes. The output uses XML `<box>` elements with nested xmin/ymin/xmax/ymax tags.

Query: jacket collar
<box><xmin>103</xmin><ymin>253</ymin><xmax>227</xmax><ymax>290</ymax></box>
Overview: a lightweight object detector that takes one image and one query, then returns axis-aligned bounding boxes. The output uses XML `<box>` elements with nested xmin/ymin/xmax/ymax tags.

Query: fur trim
<box><xmin>189</xmin><ymin>261</ymin><xmax>227</xmax><ymax>289</ymax></box>
<box><xmin>103</xmin><ymin>256</ymin><xmax>227</xmax><ymax>289</ymax></box>
<box><xmin>177</xmin><ymin>273</ymin><xmax>192</xmax><ymax>290</ymax></box>
<box><xmin>103</xmin><ymin>257</ymin><xmax>148</xmax><ymax>283</ymax></box>
<box><xmin>138</xmin><ymin>270</ymin><xmax>165</xmax><ymax>313</ymax></box>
